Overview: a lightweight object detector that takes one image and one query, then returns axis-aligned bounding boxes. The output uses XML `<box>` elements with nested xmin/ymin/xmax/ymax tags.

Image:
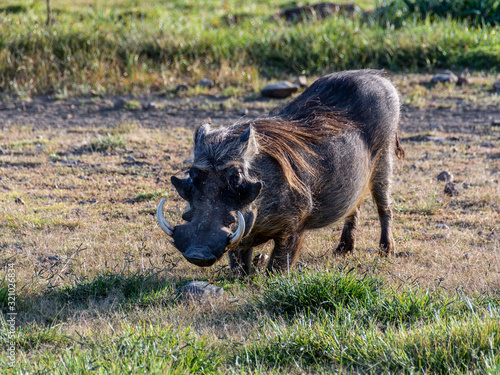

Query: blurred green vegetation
<box><xmin>0</xmin><ymin>0</ymin><xmax>498</xmax><ymax>97</ymax></box>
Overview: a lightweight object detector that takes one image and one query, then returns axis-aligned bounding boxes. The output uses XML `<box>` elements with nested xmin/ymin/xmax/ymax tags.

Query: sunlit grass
<box><xmin>0</xmin><ymin>0</ymin><xmax>498</xmax><ymax>97</ymax></box>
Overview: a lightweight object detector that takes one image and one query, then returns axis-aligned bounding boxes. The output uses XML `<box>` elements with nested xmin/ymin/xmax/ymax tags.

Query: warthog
<box><xmin>157</xmin><ymin>70</ymin><xmax>404</xmax><ymax>275</ymax></box>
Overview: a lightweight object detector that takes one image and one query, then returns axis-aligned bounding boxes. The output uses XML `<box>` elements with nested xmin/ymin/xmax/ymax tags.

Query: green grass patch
<box><xmin>0</xmin><ymin>1</ymin><xmax>498</xmax><ymax>96</ymax></box>
<box><xmin>88</xmin><ymin>135</ymin><xmax>126</xmax><ymax>153</ymax></box>
<box><xmin>376</xmin><ymin>0</ymin><xmax>500</xmax><ymax>27</ymax></box>
<box><xmin>132</xmin><ymin>190</ymin><xmax>165</xmax><ymax>203</ymax></box>
<box><xmin>58</xmin><ymin>269</ymin><xmax>173</xmax><ymax>307</ymax></box>
<box><xmin>123</xmin><ymin>99</ymin><xmax>141</xmax><ymax>110</ymax></box>
<box><xmin>258</xmin><ymin>268</ymin><xmax>380</xmax><ymax>316</ymax></box>
<box><xmin>244</xmin><ymin>269</ymin><xmax>500</xmax><ymax>373</ymax></box>
<box><xmin>242</xmin><ymin>314</ymin><xmax>500</xmax><ymax>373</ymax></box>
<box><xmin>257</xmin><ymin>269</ymin><xmax>478</xmax><ymax>326</ymax></box>
<box><xmin>5</xmin><ymin>323</ymin><xmax>224</xmax><ymax>374</ymax></box>
<box><xmin>0</xmin><ymin>318</ymin><xmax>69</xmax><ymax>351</ymax></box>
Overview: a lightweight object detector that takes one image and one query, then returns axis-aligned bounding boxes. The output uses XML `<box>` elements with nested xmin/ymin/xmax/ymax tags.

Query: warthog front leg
<box><xmin>267</xmin><ymin>231</ymin><xmax>305</xmax><ymax>272</ymax></box>
<box><xmin>228</xmin><ymin>246</ymin><xmax>254</xmax><ymax>276</ymax></box>
<box><xmin>334</xmin><ymin>206</ymin><xmax>360</xmax><ymax>254</ymax></box>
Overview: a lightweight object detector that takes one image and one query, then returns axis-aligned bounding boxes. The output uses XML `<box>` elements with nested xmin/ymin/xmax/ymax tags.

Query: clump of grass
<box><xmin>258</xmin><ymin>268</ymin><xmax>380</xmax><ymax>316</ymax></box>
<box><xmin>244</xmin><ymin>269</ymin><xmax>500</xmax><ymax>373</ymax></box>
<box><xmin>88</xmin><ymin>135</ymin><xmax>125</xmax><ymax>153</ymax></box>
<box><xmin>132</xmin><ymin>191</ymin><xmax>164</xmax><ymax>203</ymax></box>
<box><xmin>123</xmin><ymin>99</ymin><xmax>141</xmax><ymax>110</ymax></box>
<box><xmin>257</xmin><ymin>269</ymin><xmax>474</xmax><ymax>326</ymax></box>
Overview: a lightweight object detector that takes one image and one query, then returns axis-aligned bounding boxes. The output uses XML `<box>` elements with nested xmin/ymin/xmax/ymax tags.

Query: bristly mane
<box><xmin>234</xmin><ymin>108</ymin><xmax>356</xmax><ymax>195</ymax></box>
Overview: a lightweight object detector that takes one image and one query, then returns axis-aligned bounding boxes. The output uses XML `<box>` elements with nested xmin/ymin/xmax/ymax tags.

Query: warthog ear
<box><xmin>239</xmin><ymin>125</ymin><xmax>259</xmax><ymax>164</ymax></box>
<box><xmin>171</xmin><ymin>176</ymin><xmax>193</xmax><ymax>201</ymax></box>
<box><xmin>194</xmin><ymin>123</ymin><xmax>211</xmax><ymax>145</ymax></box>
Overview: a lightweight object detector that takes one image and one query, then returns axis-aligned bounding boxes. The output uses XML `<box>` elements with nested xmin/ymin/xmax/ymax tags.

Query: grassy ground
<box><xmin>1</xmin><ymin>0</ymin><xmax>499</xmax><ymax>97</ymax></box>
<box><xmin>1</xmin><ymin>1</ymin><xmax>499</xmax><ymax>373</ymax></box>
<box><xmin>0</xmin><ymin>118</ymin><xmax>499</xmax><ymax>373</ymax></box>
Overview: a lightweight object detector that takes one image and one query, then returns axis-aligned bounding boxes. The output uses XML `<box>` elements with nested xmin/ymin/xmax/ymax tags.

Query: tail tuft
<box><xmin>395</xmin><ymin>134</ymin><xmax>405</xmax><ymax>160</ymax></box>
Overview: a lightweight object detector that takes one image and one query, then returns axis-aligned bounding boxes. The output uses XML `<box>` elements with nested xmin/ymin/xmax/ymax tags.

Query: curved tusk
<box><xmin>228</xmin><ymin>211</ymin><xmax>245</xmax><ymax>247</ymax></box>
<box><xmin>156</xmin><ymin>197</ymin><xmax>175</xmax><ymax>237</ymax></box>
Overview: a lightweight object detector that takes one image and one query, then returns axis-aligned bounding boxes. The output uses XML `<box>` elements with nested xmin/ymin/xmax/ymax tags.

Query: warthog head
<box><xmin>157</xmin><ymin>123</ymin><xmax>262</xmax><ymax>267</ymax></box>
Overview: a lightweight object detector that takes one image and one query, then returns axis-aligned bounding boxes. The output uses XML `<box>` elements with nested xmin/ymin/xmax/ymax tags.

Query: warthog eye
<box><xmin>229</xmin><ymin>171</ymin><xmax>242</xmax><ymax>187</ymax></box>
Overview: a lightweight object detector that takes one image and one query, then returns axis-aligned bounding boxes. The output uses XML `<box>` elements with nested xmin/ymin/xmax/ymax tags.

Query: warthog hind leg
<box><xmin>370</xmin><ymin>151</ymin><xmax>395</xmax><ymax>255</ymax></box>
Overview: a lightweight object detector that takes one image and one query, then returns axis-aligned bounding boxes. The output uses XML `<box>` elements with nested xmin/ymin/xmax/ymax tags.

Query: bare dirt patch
<box><xmin>1</xmin><ymin>73</ymin><xmax>500</xmax><ymax>133</ymax></box>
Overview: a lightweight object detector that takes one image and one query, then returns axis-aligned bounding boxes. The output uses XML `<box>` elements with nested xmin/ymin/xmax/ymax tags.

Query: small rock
<box><xmin>444</xmin><ymin>182</ymin><xmax>460</xmax><ymax>196</ymax></box>
<box><xmin>395</xmin><ymin>251</ymin><xmax>415</xmax><ymax>258</ymax></box>
<box><xmin>78</xmin><ymin>199</ymin><xmax>98</xmax><ymax>205</ymax></box>
<box><xmin>437</xmin><ymin>171</ymin><xmax>453</xmax><ymax>182</ymax></box>
<box><xmin>15</xmin><ymin>197</ymin><xmax>25</xmax><ymax>205</ymax></box>
<box><xmin>430</xmin><ymin>70</ymin><xmax>458</xmax><ymax>84</ymax></box>
<box><xmin>237</xmin><ymin>108</ymin><xmax>249</xmax><ymax>116</ymax></box>
<box><xmin>493</xmin><ymin>81</ymin><xmax>500</xmax><ymax>93</ymax></box>
<box><xmin>198</xmin><ymin>78</ymin><xmax>215</xmax><ymax>88</ymax></box>
<box><xmin>480</xmin><ymin>141</ymin><xmax>495</xmax><ymax>148</ymax></box>
<box><xmin>437</xmin><ymin>223</ymin><xmax>449</xmax><ymax>230</ymax></box>
<box><xmin>38</xmin><ymin>254</ymin><xmax>62</xmax><ymax>265</ymax></box>
<box><xmin>175</xmin><ymin>84</ymin><xmax>189</xmax><ymax>93</ymax></box>
<box><xmin>293</xmin><ymin>76</ymin><xmax>308</xmax><ymax>87</ymax></box>
<box><xmin>144</xmin><ymin>102</ymin><xmax>162</xmax><ymax>110</ymax></box>
<box><xmin>261</xmin><ymin>81</ymin><xmax>299</xmax><ymax>99</ymax></box>
<box><xmin>113</xmin><ymin>98</ymin><xmax>128</xmax><ymax>109</ymax></box>
<box><xmin>65</xmin><ymin>113</ymin><xmax>73</xmax><ymax>120</ymax></box>
<box><xmin>174</xmin><ymin>281</ymin><xmax>223</xmax><ymax>302</ymax></box>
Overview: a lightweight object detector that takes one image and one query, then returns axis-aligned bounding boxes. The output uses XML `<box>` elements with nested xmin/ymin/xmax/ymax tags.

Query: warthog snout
<box><xmin>157</xmin><ymin>198</ymin><xmax>248</xmax><ymax>267</ymax></box>
<box><xmin>182</xmin><ymin>246</ymin><xmax>218</xmax><ymax>267</ymax></box>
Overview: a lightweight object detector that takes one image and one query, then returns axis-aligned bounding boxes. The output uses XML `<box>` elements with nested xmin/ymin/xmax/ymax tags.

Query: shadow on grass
<box><xmin>13</xmin><ymin>268</ymin><xmax>178</xmax><ymax>327</ymax></box>
<box><xmin>58</xmin><ymin>269</ymin><xmax>174</xmax><ymax>306</ymax></box>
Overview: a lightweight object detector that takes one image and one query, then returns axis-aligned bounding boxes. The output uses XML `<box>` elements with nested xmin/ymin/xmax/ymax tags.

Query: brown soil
<box><xmin>1</xmin><ymin>94</ymin><xmax>499</xmax><ymax>133</ymax></box>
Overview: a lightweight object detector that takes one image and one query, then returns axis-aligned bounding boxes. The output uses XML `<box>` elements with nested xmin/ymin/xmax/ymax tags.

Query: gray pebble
<box><xmin>173</xmin><ymin>281</ymin><xmax>223</xmax><ymax>302</ymax></box>
<box><xmin>261</xmin><ymin>81</ymin><xmax>299</xmax><ymax>99</ymax></box>
<box><xmin>437</xmin><ymin>171</ymin><xmax>453</xmax><ymax>182</ymax></box>
<box><xmin>444</xmin><ymin>182</ymin><xmax>460</xmax><ymax>196</ymax></box>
